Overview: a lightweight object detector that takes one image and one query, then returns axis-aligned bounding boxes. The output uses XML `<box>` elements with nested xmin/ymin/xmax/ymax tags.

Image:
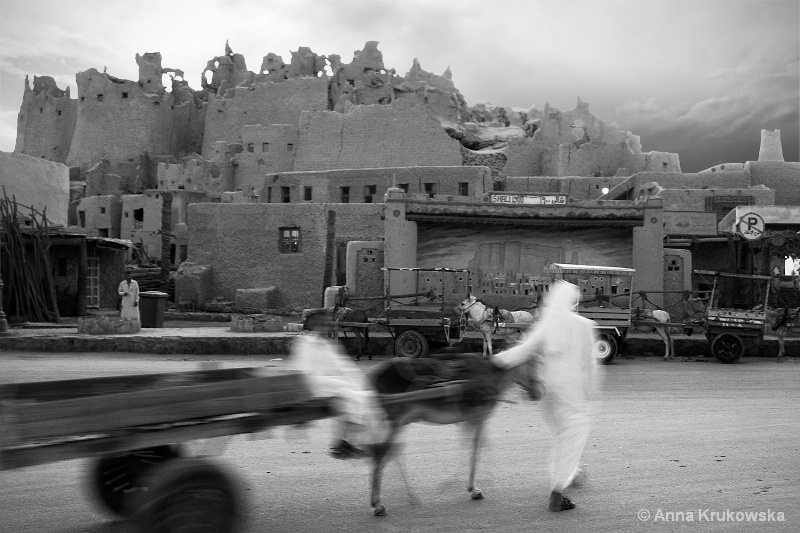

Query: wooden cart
<box><xmin>544</xmin><ymin>263</ymin><xmax>636</xmax><ymax>364</ymax></box>
<box><xmin>377</xmin><ymin>267</ymin><xmax>470</xmax><ymax>358</ymax></box>
<box><xmin>0</xmin><ymin>367</ymin><xmax>333</xmax><ymax>533</ymax></box>
<box><xmin>694</xmin><ymin>270</ymin><xmax>771</xmax><ymax>363</ymax></box>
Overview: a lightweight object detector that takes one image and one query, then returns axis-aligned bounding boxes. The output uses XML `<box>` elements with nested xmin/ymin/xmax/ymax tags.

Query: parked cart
<box><xmin>544</xmin><ymin>263</ymin><xmax>636</xmax><ymax>363</ymax></box>
<box><xmin>376</xmin><ymin>267</ymin><xmax>470</xmax><ymax>358</ymax></box>
<box><xmin>0</xmin><ymin>367</ymin><xmax>333</xmax><ymax>533</ymax></box>
<box><xmin>694</xmin><ymin>270</ymin><xmax>771</xmax><ymax>363</ymax></box>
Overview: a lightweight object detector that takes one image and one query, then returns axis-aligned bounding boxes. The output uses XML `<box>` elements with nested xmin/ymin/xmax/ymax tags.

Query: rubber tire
<box><xmin>89</xmin><ymin>445</ymin><xmax>182</xmax><ymax>518</ymax></box>
<box><xmin>711</xmin><ymin>333</ymin><xmax>744</xmax><ymax>363</ymax></box>
<box><xmin>594</xmin><ymin>334</ymin><xmax>618</xmax><ymax>364</ymax></box>
<box><xmin>394</xmin><ymin>330</ymin><xmax>429</xmax><ymax>358</ymax></box>
<box><xmin>133</xmin><ymin>457</ymin><xmax>243</xmax><ymax>533</ymax></box>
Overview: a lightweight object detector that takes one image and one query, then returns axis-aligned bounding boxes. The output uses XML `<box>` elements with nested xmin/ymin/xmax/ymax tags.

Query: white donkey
<box><xmin>456</xmin><ymin>294</ymin><xmax>535</xmax><ymax>358</ymax></box>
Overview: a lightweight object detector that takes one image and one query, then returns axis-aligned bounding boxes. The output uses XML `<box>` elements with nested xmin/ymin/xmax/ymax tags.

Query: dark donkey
<box><xmin>364</xmin><ymin>352</ymin><xmax>543</xmax><ymax>516</ymax></box>
<box><xmin>302</xmin><ymin>305</ymin><xmax>371</xmax><ymax>359</ymax></box>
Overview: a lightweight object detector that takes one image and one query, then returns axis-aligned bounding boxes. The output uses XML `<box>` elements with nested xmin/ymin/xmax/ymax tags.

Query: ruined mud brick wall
<box><xmin>158</xmin><ymin>157</ymin><xmax>234</xmax><ymax>195</ymax></box>
<box><xmin>746</xmin><ymin>161</ymin><xmax>800</xmax><ymax>205</ymax></box>
<box><xmin>293</xmin><ymin>99</ymin><xmax>462</xmax><ymax>171</ymax></box>
<box><xmin>460</xmin><ymin>146</ymin><xmax>506</xmax><ymax>184</ymax></box>
<box><xmin>0</xmin><ymin>152</ymin><xmax>70</xmax><ymax>226</ymax></box>
<box><xmin>329</xmin><ymin>41</ymin><xmax>393</xmax><ymax>110</ymax></box>
<box><xmin>15</xmin><ymin>76</ymin><xmax>77</xmax><ymax>163</ymax></box>
<box><xmin>544</xmin><ymin>141</ymin><xmax>669</xmax><ymax>178</ymax></box>
<box><xmin>392</xmin><ymin>59</ymin><xmax>467</xmax><ymax>123</ymax></box>
<box><xmin>261</xmin><ymin>165</ymin><xmax>492</xmax><ymax>202</ymax></box>
<box><xmin>200</xmin><ymin>77</ymin><xmax>328</xmax><ymax>157</ymax></box>
<box><xmin>234</xmin><ymin>124</ymin><xmax>299</xmax><ymax>192</ymax></box>
<box><xmin>66</xmin><ymin>69</ymin><xmax>192</xmax><ymax>167</ymax></box>
<box><xmin>502</xmin><ymin>98</ymin><xmax>683</xmax><ymax>178</ymax></box>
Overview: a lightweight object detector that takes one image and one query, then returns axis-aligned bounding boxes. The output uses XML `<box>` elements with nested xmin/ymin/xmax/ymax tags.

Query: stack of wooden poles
<box><xmin>0</xmin><ymin>190</ymin><xmax>60</xmax><ymax>323</ymax></box>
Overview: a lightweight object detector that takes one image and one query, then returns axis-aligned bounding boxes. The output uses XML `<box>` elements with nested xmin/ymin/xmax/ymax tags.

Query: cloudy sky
<box><xmin>0</xmin><ymin>0</ymin><xmax>797</xmax><ymax>172</ymax></box>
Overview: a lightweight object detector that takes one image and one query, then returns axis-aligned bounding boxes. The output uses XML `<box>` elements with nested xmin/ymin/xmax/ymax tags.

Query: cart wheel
<box><xmin>134</xmin><ymin>457</ymin><xmax>244</xmax><ymax>533</ymax></box>
<box><xmin>395</xmin><ymin>330</ymin><xmax>429</xmax><ymax>358</ymax></box>
<box><xmin>89</xmin><ymin>445</ymin><xmax>182</xmax><ymax>518</ymax></box>
<box><xmin>594</xmin><ymin>334</ymin><xmax>618</xmax><ymax>364</ymax></box>
<box><xmin>711</xmin><ymin>333</ymin><xmax>744</xmax><ymax>363</ymax></box>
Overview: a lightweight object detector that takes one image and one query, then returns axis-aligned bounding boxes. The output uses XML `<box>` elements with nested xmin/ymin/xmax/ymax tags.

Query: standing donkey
<box><xmin>456</xmin><ymin>294</ymin><xmax>535</xmax><ymax>358</ymax></box>
<box><xmin>635</xmin><ymin>308</ymin><xmax>673</xmax><ymax>359</ymax></box>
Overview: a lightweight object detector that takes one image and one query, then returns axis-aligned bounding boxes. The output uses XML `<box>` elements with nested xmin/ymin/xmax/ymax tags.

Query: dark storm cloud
<box><xmin>615</xmin><ymin>55</ymin><xmax>799</xmax><ymax>172</ymax></box>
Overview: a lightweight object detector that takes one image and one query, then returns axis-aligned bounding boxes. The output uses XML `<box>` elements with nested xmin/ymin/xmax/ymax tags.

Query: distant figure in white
<box><xmin>289</xmin><ymin>335</ymin><xmax>388</xmax><ymax>458</ymax></box>
<box><xmin>491</xmin><ymin>280</ymin><xmax>602</xmax><ymax>512</ymax></box>
<box><xmin>117</xmin><ymin>271</ymin><xmax>140</xmax><ymax>321</ymax></box>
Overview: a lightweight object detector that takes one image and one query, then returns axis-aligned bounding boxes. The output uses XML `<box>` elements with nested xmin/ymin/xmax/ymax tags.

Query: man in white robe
<box><xmin>492</xmin><ymin>280</ymin><xmax>601</xmax><ymax>511</ymax></box>
<box><xmin>117</xmin><ymin>271</ymin><xmax>140</xmax><ymax>321</ymax></box>
<box><xmin>289</xmin><ymin>334</ymin><xmax>388</xmax><ymax>457</ymax></box>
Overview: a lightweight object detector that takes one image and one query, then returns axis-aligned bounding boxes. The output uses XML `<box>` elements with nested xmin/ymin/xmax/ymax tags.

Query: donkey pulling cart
<box><xmin>0</xmin><ymin>367</ymin><xmax>334</xmax><ymax>533</ymax></box>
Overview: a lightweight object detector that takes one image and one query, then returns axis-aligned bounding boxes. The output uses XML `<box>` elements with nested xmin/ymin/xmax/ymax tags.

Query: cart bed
<box><xmin>1</xmin><ymin>367</ymin><xmax>332</xmax><ymax>470</ymax></box>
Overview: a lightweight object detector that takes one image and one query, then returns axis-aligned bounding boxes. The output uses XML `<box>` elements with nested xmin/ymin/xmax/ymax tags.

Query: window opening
<box><xmin>280</xmin><ymin>227</ymin><xmax>301</xmax><ymax>253</ymax></box>
<box><xmin>364</xmin><ymin>185</ymin><xmax>376</xmax><ymax>203</ymax></box>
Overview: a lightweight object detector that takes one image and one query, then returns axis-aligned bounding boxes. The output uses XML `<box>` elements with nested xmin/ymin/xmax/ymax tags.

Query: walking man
<box><xmin>492</xmin><ymin>280</ymin><xmax>601</xmax><ymax>511</ymax></box>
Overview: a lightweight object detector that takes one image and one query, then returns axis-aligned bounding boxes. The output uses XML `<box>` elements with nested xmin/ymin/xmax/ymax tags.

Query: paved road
<box><xmin>1</xmin><ymin>352</ymin><xmax>798</xmax><ymax>532</ymax></box>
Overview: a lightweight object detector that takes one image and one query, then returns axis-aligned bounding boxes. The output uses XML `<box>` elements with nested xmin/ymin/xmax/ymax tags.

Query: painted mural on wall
<box><xmin>416</xmin><ymin>225</ymin><xmax>633</xmax><ymax>307</ymax></box>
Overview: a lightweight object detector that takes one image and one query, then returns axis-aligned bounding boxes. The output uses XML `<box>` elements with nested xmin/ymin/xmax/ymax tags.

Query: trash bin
<box><xmin>139</xmin><ymin>291</ymin><xmax>168</xmax><ymax>328</ymax></box>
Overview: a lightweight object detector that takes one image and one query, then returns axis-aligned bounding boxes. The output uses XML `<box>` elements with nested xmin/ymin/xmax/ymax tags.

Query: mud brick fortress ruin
<box><xmin>2</xmin><ymin>41</ymin><xmax>799</xmax><ymax>320</ymax></box>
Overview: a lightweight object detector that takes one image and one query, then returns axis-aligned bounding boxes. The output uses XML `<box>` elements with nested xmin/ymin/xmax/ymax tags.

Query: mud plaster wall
<box><xmin>262</xmin><ymin>166</ymin><xmax>491</xmax><ymax>202</ymax></box>
<box><xmin>186</xmin><ymin>203</ymin><xmax>382</xmax><ymax>308</ymax></box>
<box><xmin>503</xmin><ymin>138</ymin><xmax>544</xmax><ymax>177</ymax></box>
<box><xmin>76</xmin><ymin>195</ymin><xmax>121</xmax><ymax>238</ymax></box>
<box><xmin>120</xmin><ymin>192</ymin><xmax>163</xmax><ymax>260</ymax></box>
<box><xmin>293</xmin><ymin>100</ymin><xmax>462</xmax><ymax>171</ymax></box>
<box><xmin>660</xmin><ymin>188</ymin><xmax>775</xmax><ymax>212</ymax></box>
<box><xmin>746</xmin><ymin>161</ymin><xmax>800</xmax><ymax>205</ymax></box>
<box><xmin>158</xmin><ymin>159</ymin><xmax>233</xmax><ymax>195</ymax></box>
<box><xmin>0</xmin><ymin>152</ymin><xmax>69</xmax><ymax>226</ymax></box>
<box><xmin>67</xmin><ymin>69</ymin><xmax>179</xmax><ymax>167</ymax></box>
<box><xmin>548</xmin><ymin>143</ymin><xmax>681</xmax><ymax>177</ymax></box>
<box><xmin>505</xmin><ymin>176</ymin><xmax>631</xmax><ymax>200</ymax></box>
<box><xmin>346</xmin><ymin>241</ymin><xmax>384</xmax><ymax>301</ymax></box>
<box><xmin>625</xmin><ymin>170</ymin><xmax>753</xmax><ymax>195</ymax></box>
<box><xmin>200</xmin><ymin>78</ymin><xmax>328</xmax><ymax>157</ymax></box>
<box><xmin>15</xmin><ymin>78</ymin><xmax>77</xmax><ymax>163</ymax></box>
<box><xmin>234</xmin><ymin>124</ymin><xmax>299</xmax><ymax>192</ymax></box>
